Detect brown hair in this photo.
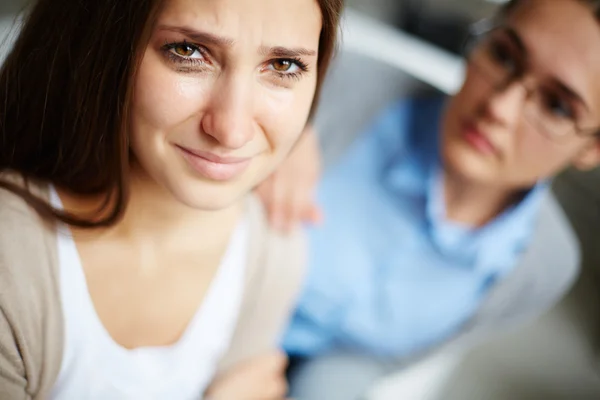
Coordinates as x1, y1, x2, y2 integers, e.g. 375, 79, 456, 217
0, 0, 344, 228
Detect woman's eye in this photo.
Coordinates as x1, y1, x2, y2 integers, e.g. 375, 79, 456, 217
266, 58, 307, 76
271, 59, 296, 72
161, 41, 207, 67
489, 41, 518, 73
169, 43, 203, 59
544, 94, 575, 120
161, 41, 209, 71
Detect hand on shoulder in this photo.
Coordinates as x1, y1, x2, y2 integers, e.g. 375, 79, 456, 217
205, 350, 290, 400
255, 125, 323, 234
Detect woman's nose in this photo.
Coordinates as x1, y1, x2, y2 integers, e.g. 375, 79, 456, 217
480, 79, 529, 129
201, 73, 255, 150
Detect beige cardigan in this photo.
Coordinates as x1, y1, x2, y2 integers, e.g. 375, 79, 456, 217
0, 177, 306, 400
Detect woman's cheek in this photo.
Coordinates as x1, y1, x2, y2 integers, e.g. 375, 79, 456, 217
265, 81, 314, 133
258, 88, 300, 148
136, 69, 212, 131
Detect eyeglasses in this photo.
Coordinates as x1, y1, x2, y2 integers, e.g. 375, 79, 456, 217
463, 22, 600, 141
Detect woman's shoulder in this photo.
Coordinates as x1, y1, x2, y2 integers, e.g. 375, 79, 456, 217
0, 173, 63, 399
0, 172, 55, 254
244, 193, 307, 282
0, 171, 59, 305
0, 172, 60, 322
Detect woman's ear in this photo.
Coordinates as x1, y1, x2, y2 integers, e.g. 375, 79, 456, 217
572, 138, 600, 171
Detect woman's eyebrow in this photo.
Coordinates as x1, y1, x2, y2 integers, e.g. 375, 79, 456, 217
260, 46, 317, 58
157, 25, 235, 48
157, 25, 317, 59
503, 26, 527, 55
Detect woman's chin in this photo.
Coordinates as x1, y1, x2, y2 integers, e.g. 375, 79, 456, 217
442, 144, 500, 186
166, 179, 249, 212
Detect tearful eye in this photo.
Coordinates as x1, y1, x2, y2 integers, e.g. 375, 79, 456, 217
267, 58, 306, 75
272, 59, 295, 72
166, 42, 204, 59
161, 41, 209, 71
174, 44, 196, 57
262, 58, 309, 83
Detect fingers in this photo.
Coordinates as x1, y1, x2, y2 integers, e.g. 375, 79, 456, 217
253, 124, 322, 234
263, 174, 314, 234
280, 190, 318, 233
281, 191, 304, 233
302, 203, 323, 226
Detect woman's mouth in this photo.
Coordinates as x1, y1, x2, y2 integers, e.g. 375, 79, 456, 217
176, 145, 252, 181
462, 121, 498, 157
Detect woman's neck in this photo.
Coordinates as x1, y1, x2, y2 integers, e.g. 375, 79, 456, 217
442, 169, 521, 228
119, 167, 242, 246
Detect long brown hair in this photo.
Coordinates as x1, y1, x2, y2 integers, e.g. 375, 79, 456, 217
0, 0, 343, 228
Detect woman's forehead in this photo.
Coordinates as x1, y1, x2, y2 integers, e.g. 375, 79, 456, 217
157, 0, 322, 50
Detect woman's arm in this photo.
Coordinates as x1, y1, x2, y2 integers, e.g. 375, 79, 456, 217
255, 125, 323, 233
205, 350, 289, 400
0, 309, 31, 400
0, 181, 62, 400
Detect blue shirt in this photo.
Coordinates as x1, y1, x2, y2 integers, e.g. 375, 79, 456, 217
283, 96, 547, 358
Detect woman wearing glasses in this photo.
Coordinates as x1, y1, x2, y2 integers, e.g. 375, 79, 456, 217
257, 0, 600, 398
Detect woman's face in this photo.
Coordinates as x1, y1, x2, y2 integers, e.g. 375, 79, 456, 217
442, 0, 600, 189
130, 0, 321, 210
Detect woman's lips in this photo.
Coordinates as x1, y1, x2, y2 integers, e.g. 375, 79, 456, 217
462, 121, 498, 156
176, 145, 252, 181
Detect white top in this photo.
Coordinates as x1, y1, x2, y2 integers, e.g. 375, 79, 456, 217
48, 188, 248, 400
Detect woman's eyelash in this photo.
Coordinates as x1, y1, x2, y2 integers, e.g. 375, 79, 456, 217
286, 58, 309, 72
161, 41, 206, 67
270, 58, 309, 81
279, 72, 302, 81
160, 42, 309, 81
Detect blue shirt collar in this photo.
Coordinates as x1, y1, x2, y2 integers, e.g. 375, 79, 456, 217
426, 164, 548, 275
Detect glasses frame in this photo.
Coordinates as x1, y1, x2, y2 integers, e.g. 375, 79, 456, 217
462, 19, 600, 141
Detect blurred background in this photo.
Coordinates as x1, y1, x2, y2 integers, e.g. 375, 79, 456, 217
2, 0, 600, 399
348, 0, 498, 52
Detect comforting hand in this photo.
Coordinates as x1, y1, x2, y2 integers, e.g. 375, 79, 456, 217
205, 350, 290, 400
255, 124, 323, 233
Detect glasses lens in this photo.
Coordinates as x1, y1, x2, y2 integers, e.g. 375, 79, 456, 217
525, 91, 575, 139
466, 26, 585, 140
470, 31, 520, 87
